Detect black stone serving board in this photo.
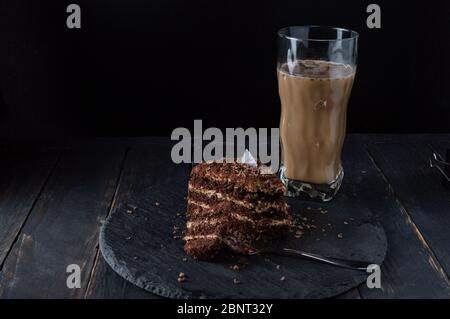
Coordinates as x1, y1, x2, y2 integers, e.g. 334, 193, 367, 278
99, 182, 387, 299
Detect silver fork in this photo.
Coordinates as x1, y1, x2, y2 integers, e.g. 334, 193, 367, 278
430, 151, 450, 183
249, 248, 374, 271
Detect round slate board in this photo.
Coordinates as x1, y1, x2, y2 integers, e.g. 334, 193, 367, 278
99, 182, 387, 298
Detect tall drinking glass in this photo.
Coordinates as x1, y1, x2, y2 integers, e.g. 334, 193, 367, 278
277, 26, 358, 201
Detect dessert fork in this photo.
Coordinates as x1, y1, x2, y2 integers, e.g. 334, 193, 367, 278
249, 248, 374, 272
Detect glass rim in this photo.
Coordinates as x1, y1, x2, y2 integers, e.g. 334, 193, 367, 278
278, 25, 359, 42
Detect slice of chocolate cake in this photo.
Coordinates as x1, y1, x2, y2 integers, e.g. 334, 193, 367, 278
184, 161, 292, 259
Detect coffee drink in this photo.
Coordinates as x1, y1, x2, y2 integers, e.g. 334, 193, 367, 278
277, 26, 358, 201
278, 60, 355, 185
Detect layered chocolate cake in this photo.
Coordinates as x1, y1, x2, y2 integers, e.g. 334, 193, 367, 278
184, 161, 292, 259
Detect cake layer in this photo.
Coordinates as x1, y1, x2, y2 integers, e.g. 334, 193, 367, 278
184, 161, 291, 259
189, 175, 284, 200
189, 177, 285, 201
187, 199, 291, 222
187, 185, 288, 214
190, 162, 285, 195
184, 235, 222, 260
185, 214, 291, 235
184, 227, 284, 256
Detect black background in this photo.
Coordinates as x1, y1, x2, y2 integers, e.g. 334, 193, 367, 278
0, 0, 449, 138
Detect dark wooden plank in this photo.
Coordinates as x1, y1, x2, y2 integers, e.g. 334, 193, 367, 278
343, 142, 450, 298
366, 141, 450, 284
85, 139, 183, 299
345, 134, 450, 143
89, 137, 450, 298
3, 136, 446, 298
0, 149, 59, 267
0, 146, 126, 298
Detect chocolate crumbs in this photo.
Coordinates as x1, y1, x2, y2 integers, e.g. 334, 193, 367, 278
178, 272, 187, 283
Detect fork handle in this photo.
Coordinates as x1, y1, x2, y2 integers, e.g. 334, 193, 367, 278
281, 248, 374, 272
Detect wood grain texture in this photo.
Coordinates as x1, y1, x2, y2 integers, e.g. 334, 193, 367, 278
366, 141, 450, 285
343, 142, 450, 298
85, 139, 187, 298
1, 135, 449, 299
0, 146, 126, 298
0, 149, 59, 267
345, 134, 450, 143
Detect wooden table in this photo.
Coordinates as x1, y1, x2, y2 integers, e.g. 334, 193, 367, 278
0, 135, 449, 299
